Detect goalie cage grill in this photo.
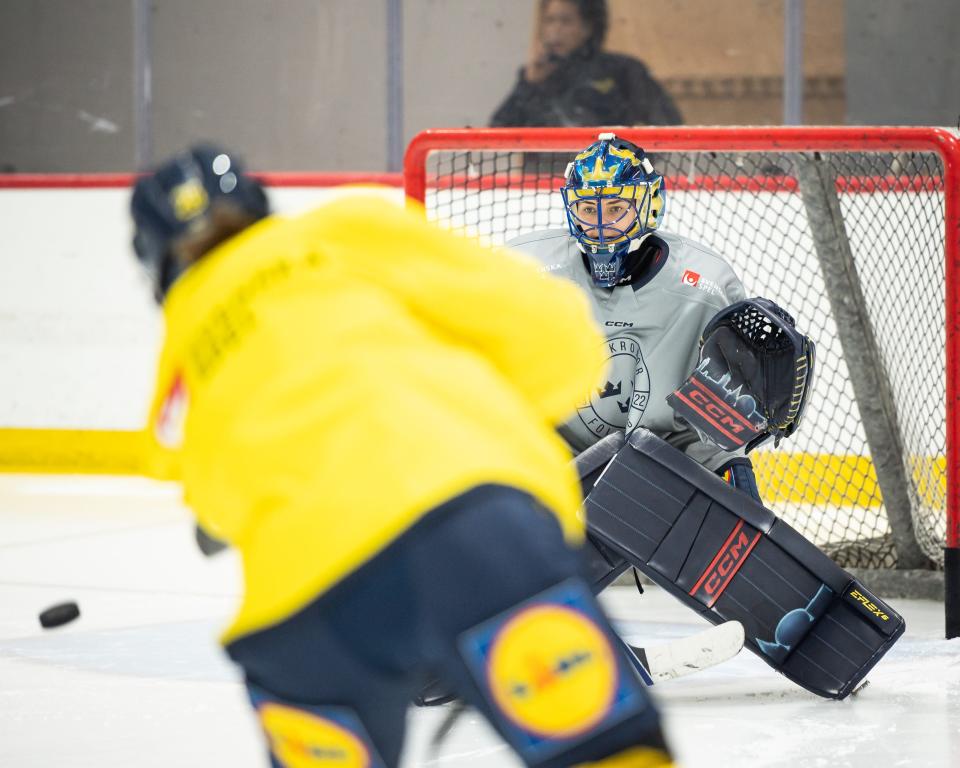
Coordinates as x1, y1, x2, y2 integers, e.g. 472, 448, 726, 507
403, 127, 960, 636
729, 303, 796, 349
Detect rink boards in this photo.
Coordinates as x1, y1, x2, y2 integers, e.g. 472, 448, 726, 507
0, 182, 947, 528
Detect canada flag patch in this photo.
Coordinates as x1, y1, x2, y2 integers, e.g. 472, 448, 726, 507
155, 371, 189, 449
681, 269, 700, 287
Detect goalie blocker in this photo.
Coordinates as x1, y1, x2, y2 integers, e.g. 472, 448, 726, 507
584, 429, 905, 700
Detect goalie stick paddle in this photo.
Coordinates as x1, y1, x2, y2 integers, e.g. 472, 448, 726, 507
624, 620, 746, 684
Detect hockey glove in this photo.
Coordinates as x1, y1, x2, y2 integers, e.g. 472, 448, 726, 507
667, 298, 815, 453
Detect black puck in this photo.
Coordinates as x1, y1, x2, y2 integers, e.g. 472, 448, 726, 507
39, 601, 80, 629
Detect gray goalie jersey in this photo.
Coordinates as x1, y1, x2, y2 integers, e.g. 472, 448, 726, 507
510, 228, 746, 470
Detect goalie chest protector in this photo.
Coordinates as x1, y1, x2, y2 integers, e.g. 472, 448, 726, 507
585, 429, 905, 699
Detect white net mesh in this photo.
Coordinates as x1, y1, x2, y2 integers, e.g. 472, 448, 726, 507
415, 136, 948, 569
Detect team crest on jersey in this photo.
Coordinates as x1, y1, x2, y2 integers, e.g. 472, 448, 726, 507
576, 335, 651, 438
155, 371, 188, 449
592, 262, 619, 283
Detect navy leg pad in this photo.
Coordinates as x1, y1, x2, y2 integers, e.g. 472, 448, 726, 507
584, 428, 905, 699
575, 434, 631, 593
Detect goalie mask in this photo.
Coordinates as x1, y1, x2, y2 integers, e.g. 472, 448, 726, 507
561, 133, 666, 287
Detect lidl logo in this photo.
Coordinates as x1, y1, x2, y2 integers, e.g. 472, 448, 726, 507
258, 703, 372, 767
486, 604, 617, 739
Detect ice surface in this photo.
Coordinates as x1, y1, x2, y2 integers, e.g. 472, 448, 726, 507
0, 474, 957, 767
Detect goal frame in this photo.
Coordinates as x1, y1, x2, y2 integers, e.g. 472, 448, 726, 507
403, 125, 960, 637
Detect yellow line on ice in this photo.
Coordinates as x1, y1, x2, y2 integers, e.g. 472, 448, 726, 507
0, 428, 143, 474
0, 429, 945, 509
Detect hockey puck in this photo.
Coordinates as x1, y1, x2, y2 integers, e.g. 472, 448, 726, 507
38, 601, 80, 629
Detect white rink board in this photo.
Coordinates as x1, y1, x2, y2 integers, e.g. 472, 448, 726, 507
1, 183, 946, 467
0, 185, 405, 430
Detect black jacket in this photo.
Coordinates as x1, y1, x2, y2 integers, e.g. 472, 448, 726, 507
490, 49, 682, 127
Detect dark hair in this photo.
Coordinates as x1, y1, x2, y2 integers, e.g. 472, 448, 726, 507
540, 0, 608, 53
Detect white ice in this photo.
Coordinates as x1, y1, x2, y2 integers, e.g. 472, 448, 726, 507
1, 474, 958, 768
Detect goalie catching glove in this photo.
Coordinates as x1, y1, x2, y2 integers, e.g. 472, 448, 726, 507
667, 297, 815, 453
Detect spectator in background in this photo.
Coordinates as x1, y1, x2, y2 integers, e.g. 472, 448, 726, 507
490, 0, 682, 128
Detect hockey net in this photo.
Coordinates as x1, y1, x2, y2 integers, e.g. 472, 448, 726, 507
404, 127, 960, 573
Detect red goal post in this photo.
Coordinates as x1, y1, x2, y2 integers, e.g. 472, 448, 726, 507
403, 126, 960, 637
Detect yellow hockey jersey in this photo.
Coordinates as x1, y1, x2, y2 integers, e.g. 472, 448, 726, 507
145, 192, 607, 642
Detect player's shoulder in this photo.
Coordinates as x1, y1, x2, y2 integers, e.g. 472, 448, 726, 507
507, 229, 579, 270
592, 50, 649, 72
658, 231, 738, 279
654, 231, 744, 303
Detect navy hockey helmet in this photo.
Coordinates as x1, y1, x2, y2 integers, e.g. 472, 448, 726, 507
561, 133, 666, 287
131, 144, 268, 303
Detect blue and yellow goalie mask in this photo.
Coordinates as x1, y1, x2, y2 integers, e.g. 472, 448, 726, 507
561, 133, 666, 287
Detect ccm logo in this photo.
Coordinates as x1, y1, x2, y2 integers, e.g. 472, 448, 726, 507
690, 521, 761, 607
605, 320, 634, 327
850, 589, 890, 621
704, 531, 750, 594
681, 269, 700, 287
688, 390, 745, 434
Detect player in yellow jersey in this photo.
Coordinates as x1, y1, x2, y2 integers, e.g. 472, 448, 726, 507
131, 145, 674, 768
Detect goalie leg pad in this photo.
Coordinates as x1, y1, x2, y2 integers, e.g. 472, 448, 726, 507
583, 533, 631, 592
584, 428, 905, 699
574, 433, 631, 592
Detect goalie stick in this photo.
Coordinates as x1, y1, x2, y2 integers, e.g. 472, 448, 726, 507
413, 619, 745, 706
621, 619, 745, 686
